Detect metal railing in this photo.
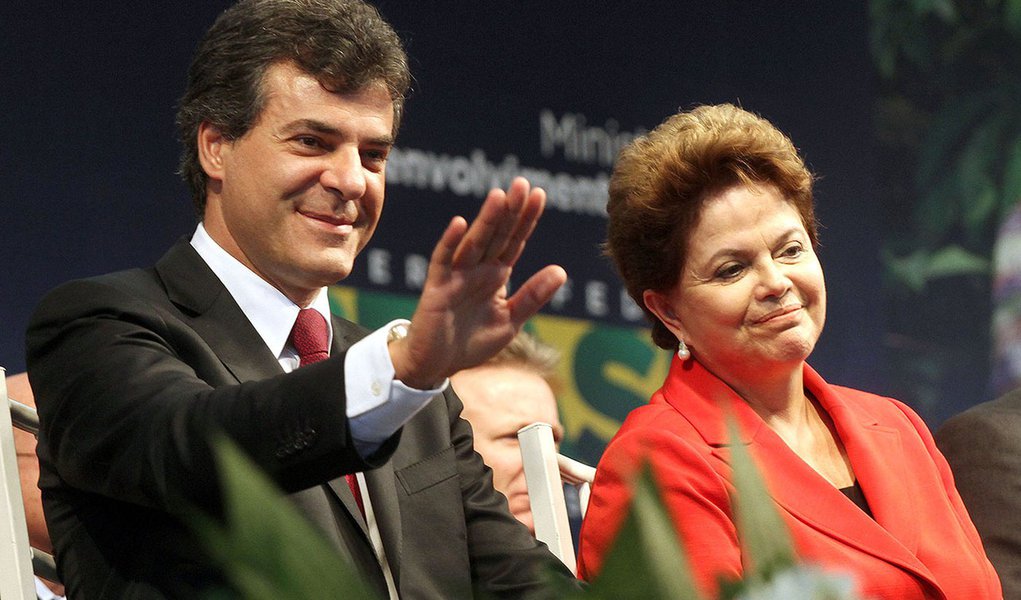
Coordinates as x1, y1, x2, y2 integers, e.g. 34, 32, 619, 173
1, 369, 60, 599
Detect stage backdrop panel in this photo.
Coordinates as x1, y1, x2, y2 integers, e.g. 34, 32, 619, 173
2, 2, 918, 464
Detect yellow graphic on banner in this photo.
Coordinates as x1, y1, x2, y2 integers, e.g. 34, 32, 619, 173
328, 285, 668, 463
328, 287, 359, 323
529, 316, 623, 444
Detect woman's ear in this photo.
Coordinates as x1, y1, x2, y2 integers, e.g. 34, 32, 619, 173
197, 121, 228, 182
643, 289, 687, 339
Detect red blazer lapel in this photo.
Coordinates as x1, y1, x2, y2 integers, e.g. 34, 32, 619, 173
806, 367, 920, 553
660, 358, 941, 590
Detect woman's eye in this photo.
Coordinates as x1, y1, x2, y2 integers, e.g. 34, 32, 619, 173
715, 263, 744, 280
780, 243, 804, 258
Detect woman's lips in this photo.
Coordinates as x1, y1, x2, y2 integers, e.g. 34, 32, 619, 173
754, 303, 803, 324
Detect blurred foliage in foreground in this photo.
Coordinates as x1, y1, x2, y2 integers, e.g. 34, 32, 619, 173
192, 423, 861, 599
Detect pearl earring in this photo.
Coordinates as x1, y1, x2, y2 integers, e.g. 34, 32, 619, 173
677, 340, 690, 360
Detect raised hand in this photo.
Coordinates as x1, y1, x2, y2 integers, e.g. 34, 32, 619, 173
388, 177, 567, 389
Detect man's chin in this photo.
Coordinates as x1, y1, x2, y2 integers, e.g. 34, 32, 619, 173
301, 259, 354, 286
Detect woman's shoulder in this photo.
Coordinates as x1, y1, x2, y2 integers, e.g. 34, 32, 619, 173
827, 383, 928, 431
599, 396, 714, 468
614, 396, 701, 438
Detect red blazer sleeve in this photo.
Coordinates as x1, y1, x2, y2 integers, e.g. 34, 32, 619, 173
578, 405, 741, 597
891, 399, 1003, 590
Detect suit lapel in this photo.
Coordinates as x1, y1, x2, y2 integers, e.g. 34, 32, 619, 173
326, 315, 404, 583
156, 239, 393, 589
662, 358, 940, 589
322, 317, 374, 535
364, 457, 403, 583
154, 238, 281, 383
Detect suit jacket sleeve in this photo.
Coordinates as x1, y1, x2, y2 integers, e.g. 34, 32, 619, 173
936, 401, 1021, 596
440, 388, 576, 599
27, 274, 395, 515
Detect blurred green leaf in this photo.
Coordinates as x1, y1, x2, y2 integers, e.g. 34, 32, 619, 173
913, 183, 959, 245
1005, 0, 1021, 38
585, 465, 703, 600
916, 93, 999, 187
882, 248, 929, 293
926, 245, 989, 278
882, 246, 989, 294
963, 186, 999, 242
923, 0, 957, 21
1000, 137, 1021, 221
191, 434, 379, 600
957, 115, 1008, 238
725, 418, 796, 584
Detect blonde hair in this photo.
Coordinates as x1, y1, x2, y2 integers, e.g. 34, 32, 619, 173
487, 331, 560, 381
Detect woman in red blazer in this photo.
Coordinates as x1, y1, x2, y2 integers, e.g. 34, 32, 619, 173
578, 104, 1001, 599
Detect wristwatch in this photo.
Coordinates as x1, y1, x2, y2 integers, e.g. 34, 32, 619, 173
387, 321, 409, 343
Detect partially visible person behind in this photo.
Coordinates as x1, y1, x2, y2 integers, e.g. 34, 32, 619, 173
936, 389, 1021, 597
577, 103, 1001, 599
7, 373, 65, 600
452, 331, 563, 534
990, 202, 1021, 396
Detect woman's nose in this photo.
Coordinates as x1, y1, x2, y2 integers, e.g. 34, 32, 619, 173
756, 260, 793, 300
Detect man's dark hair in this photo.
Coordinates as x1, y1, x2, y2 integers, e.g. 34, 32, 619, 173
175, 0, 411, 215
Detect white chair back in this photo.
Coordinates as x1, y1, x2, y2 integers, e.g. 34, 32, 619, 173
518, 422, 596, 575
0, 368, 38, 599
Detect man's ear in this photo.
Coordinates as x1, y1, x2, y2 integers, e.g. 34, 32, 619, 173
643, 289, 687, 339
197, 121, 228, 182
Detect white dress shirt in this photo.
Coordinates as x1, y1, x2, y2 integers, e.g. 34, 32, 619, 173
191, 223, 448, 598
190, 223, 445, 454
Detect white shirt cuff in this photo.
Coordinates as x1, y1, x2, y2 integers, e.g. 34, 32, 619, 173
344, 319, 448, 455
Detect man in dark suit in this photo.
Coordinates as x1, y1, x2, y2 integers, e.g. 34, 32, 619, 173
936, 391, 1021, 597
25, 0, 570, 598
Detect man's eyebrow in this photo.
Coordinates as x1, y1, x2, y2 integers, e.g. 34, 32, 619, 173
282, 119, 394, 146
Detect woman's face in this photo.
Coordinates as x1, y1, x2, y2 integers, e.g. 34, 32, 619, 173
645, 184, 826, 375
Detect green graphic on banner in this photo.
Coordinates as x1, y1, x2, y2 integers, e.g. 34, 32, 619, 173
328, 285, 669, 465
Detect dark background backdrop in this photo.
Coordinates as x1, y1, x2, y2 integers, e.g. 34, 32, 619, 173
6, 3, 958, 456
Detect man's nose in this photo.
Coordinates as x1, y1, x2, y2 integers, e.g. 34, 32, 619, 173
320, 147, 367, 200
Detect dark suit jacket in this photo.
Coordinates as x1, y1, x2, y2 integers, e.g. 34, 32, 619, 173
936, 389, 1021, 598
26, 239, 567, 599
578, 357, 1001, 599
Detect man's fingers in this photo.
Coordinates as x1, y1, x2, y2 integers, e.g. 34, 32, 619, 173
451, 188, 507, 267
507, 265, 567, 326
498, 185, 545, 265
452, 177, 537, 267
431, 216, 469, 270
480, 177, 529, 262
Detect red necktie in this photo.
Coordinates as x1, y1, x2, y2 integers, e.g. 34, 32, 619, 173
289, 308, 329, 366
289, 308, 365, 517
